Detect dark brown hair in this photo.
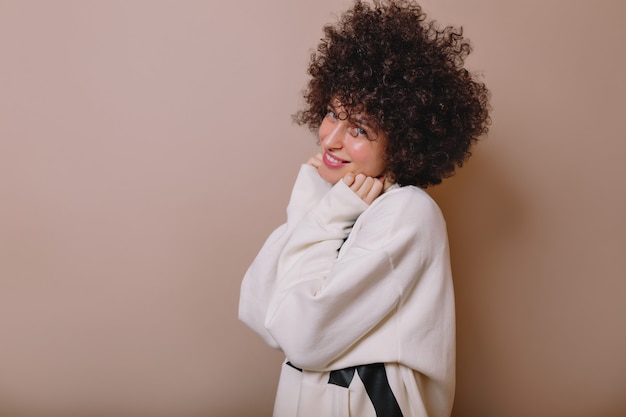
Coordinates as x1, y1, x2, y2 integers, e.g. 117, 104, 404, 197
294, 0, 491, 187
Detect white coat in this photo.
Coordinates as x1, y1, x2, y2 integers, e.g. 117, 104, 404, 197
239, 165, 456, 417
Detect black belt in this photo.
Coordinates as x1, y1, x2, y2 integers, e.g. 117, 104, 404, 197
286, 361, 403, 417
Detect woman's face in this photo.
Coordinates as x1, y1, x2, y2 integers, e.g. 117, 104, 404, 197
317, 99, 387, 185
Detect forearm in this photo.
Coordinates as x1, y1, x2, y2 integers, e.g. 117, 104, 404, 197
239, 164, 332, 346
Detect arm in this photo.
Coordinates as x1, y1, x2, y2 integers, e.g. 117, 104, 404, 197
239, 155, 386, 345
264, 186, 447, 370
238, 164, 331, 347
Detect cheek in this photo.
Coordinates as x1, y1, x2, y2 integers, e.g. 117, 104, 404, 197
348, 140, 387, 176
349, 140, 382, 164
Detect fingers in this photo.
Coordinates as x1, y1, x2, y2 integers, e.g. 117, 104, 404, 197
306, 153, 323, 168
382, 176, 394, 191
342, 172, 355, 186
364, 178, 384, 203
351, 172, 367, 190
344, 173, 385, 205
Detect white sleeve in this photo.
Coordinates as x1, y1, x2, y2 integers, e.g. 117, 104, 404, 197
264, 186, 446, 370
238, 165, 331, 347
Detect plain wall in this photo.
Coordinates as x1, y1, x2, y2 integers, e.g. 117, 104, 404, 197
1, 1, 624, 416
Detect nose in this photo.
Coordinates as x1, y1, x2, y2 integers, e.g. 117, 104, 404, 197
322, 120, 348, 149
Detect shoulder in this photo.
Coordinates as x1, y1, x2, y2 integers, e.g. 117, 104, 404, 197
353, 185, 448, 249
371, 185, 445, 226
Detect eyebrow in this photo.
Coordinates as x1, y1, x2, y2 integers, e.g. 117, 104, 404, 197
349, 112, 379, 134
351, 114, 372, 127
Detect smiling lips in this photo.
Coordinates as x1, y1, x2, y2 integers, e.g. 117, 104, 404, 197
323, 151, 348, 168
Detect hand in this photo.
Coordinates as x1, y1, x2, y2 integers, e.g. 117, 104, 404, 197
342, 173, 384, 205
306, 153, 323, 169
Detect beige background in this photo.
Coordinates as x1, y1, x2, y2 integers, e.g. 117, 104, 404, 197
1, 1, 624, 416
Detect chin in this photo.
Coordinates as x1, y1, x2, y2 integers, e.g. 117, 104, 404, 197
318, 168, 343, 185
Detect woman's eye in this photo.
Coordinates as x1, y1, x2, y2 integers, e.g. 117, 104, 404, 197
327, 110, 338, 119
347, 125, 369, 138
349, 126, 368, 138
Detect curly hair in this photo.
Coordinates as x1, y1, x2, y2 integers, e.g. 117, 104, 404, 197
294, 0, 491, 187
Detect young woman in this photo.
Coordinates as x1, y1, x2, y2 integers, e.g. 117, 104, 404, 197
239, 1, 490, 416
